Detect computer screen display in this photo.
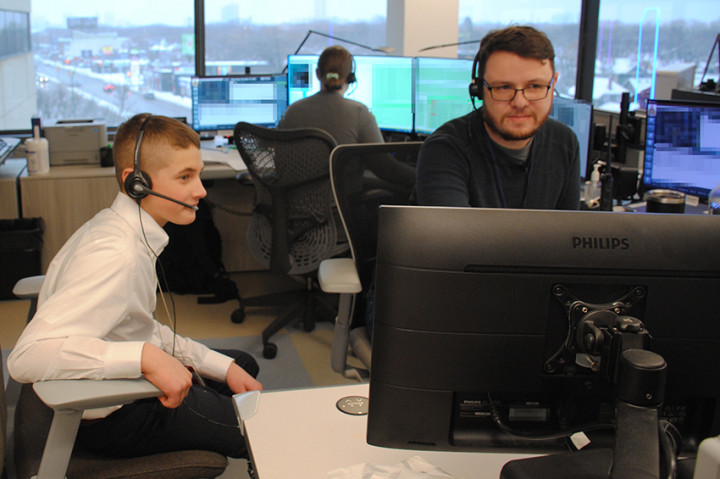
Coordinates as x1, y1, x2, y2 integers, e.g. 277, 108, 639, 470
190, 75, 288, 132
368, 205, 720, 454
286, 54, 414, 133
413, 57, 475, 135
643, 98, 720, 199
550, 96, 594, 180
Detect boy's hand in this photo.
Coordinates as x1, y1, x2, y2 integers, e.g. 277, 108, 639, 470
141, 343, 193, 408
226, 362, 263, 394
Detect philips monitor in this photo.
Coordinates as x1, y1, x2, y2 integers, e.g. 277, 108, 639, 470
642, 98, 720, 200
368, 206, 720, 457
190, 75, 288, 132
286, 54, 414, 133
550, 96, 593, 180
413, 57, 475, 135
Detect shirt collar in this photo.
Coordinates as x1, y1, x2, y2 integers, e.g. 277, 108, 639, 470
111, 192, 169, 254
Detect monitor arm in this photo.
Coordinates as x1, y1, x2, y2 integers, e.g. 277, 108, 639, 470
503, 286, 673, 479
501, 347, 669, 479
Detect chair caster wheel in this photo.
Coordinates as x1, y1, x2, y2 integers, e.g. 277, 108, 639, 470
231, 309, 245, 324
263, 343, 278, 359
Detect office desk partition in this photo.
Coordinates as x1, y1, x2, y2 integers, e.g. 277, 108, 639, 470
237, 383, 535, 478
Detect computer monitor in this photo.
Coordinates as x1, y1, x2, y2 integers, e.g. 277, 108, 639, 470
550, 96, 594, 180
413, 57, 475, 135
368, 205, 720, 454
190, 75, 288, 132
286, 54, 414, 133
642, 98, 720, 200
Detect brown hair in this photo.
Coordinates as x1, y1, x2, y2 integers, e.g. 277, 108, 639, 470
476, 25, 555, 82
113, 113, 200, 190
317, 45, 354, 91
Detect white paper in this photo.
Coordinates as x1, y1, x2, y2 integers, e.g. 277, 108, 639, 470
327, 455, 456, 479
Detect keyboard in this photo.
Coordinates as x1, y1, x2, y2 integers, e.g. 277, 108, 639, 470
0, 136, 21, 166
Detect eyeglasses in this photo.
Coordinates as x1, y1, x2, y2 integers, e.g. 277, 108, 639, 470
482, 77, 556, 102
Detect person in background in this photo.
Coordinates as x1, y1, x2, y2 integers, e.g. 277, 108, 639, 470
415, 25, 580, 209
280, 45, 382, 144
279, 45, 415, 190
8, 113, 262, 459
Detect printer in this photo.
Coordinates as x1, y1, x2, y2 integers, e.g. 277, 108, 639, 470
44, 119, 108, 166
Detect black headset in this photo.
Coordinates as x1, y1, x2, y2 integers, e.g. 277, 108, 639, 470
468, 48, 483, 108
124, 114, 154, 203
347, 56, 356, 84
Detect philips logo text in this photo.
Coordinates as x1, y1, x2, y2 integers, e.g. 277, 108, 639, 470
572, 237, 630, 250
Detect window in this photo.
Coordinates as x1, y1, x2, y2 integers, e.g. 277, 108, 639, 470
596, 0, 720, 111
28, 0, 195, 128
203, 0, 387, 75
15, 0, 387, 131
457, 1, 582, 100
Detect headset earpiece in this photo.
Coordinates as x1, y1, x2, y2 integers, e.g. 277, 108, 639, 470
468, 80, 481, 100
347, 56, 357, 84
125, 169, 152, 200
126, 115, 153, 202
469, 49, 482, 102
468, 49, 483, 109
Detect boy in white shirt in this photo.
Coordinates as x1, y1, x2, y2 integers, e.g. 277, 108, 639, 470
8, 113, 262, 458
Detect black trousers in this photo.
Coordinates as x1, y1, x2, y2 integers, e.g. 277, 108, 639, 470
76, 349, 259, 458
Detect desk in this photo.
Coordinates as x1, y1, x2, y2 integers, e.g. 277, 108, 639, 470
238, 384, 534, 478
20, 147, 251, 271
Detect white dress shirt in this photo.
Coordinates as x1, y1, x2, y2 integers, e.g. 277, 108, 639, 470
8, 193, 233, 417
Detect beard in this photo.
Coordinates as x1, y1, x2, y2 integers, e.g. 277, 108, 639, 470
481, 105, 550, 143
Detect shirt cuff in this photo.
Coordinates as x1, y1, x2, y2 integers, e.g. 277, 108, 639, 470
200, 349, 234, 382
104, 341, 144, 378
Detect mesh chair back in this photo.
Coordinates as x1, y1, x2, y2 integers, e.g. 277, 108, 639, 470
233, 122, 345, 275
329, 142, 422, 327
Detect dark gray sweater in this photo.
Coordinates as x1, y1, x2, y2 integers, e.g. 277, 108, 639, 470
415, 109, 580, 209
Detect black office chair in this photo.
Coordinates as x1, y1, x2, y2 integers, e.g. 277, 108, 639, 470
7, 277, 229, 479
318, 141, 422, 379
232, 122, 348, 359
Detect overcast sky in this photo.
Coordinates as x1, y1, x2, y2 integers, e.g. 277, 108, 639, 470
30, 0, 719, 31
30, 0, 387, 29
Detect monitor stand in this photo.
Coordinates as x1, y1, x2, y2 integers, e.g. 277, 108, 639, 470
500, 349, 689, 479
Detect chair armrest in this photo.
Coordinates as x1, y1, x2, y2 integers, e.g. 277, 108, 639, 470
318, 258, 361, 294
34, 378, 161, 411
31, 378, 162, 479
13, 275, 45, 299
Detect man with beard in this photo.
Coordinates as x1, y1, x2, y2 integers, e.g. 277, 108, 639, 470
415, 25, 580, 209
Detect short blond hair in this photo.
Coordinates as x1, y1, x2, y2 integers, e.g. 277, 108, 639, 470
113, 114, 200, 190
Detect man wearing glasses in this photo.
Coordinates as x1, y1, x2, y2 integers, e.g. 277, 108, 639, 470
415, 25, 580, 209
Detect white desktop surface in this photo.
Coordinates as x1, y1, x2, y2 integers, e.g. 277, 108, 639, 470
241, 383, 535, 478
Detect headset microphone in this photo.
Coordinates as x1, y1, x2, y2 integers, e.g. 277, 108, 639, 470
129, 182, 199, 211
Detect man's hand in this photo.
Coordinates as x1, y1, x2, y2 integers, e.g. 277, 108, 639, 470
141, 343, 193, 408
226, 362, 263, 394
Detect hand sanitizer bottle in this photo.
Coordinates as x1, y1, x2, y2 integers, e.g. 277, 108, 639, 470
26, 125, 50, 175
